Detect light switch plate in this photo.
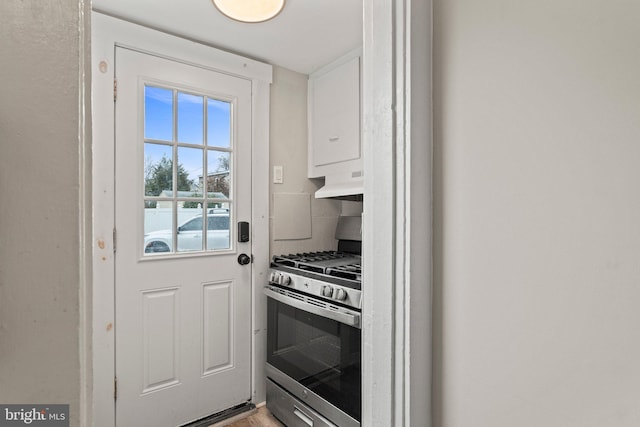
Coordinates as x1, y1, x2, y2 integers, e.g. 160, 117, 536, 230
273, 165, 283, 184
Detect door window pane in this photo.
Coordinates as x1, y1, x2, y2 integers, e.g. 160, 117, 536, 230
144, 205, 174, 254
207, 99, 231, 148
180, 215, 202, 231
177, 211, 204, 253
178, 92, 204, 145
177, 146, 203, 194
208, 215, 229, 231
206, 207, 231, 250
145, 143, 173, 197
145, 86, 173, 141
207, 151, 230, 199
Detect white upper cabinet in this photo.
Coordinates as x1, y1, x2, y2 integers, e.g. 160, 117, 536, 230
308, 49, 362, 198
309, 55, 360, 171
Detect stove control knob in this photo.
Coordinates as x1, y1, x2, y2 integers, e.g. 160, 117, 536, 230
269, 271, 278, 283
322, 285, 333, 298
334, 288, 348, 301
280, 274, 291, 286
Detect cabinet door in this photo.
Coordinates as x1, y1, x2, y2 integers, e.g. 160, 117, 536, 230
310, 56, 360, 170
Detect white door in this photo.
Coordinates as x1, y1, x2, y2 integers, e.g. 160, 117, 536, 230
114, 47, 252, 426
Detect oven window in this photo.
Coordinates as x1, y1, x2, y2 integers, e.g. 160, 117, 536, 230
267, 297, 361, 421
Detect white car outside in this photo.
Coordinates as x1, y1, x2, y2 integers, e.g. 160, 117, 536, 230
144, 213, 230, 253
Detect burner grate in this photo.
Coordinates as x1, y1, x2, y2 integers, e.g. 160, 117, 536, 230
326, 264, 362, 281
274, 251, 347, 263
271, 251, 361, 281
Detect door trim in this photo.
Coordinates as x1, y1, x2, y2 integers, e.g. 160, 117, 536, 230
92, 12, 272, 427
362, 0, 433, 426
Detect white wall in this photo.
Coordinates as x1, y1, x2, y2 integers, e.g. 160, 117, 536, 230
0, 1, 91, 425
269, 66, 342, 256
433, 1, 640, 426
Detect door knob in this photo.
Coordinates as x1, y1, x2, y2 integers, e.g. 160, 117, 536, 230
237, 253, 251, 265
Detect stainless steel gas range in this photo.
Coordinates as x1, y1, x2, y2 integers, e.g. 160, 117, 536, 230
265, 217, 362, 427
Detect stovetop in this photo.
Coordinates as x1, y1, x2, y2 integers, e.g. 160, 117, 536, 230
269, 250, 363, 309
272, 251, 361, 282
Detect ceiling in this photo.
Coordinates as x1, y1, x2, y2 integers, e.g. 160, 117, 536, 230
92, 0, 363, 75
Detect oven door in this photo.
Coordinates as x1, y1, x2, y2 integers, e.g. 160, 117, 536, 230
265, 285, 361, 426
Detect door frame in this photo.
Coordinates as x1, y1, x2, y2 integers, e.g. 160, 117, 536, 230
91, 12, 272, 427
362, 1, 433, 426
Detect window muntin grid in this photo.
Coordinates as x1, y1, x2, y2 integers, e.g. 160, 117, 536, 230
142, 84, 234, 256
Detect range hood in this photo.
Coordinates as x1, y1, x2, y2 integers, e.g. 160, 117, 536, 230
314, 172, 363, 199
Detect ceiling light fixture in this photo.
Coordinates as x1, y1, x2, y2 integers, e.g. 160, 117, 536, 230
212, 0, 285, 23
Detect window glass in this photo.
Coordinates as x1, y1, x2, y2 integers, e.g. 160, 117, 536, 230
206, 210, 231, 250
144, 143, 173, 198
178, 212, 204, 252
207, 99, 231, 148
144, 86, 173, 141
178, 92, 204, 145
207, 151, 230, 199
143, 206, 173, 254
177, 146, 203, 194
180, 216, 202, 232
208, 215, 230, 231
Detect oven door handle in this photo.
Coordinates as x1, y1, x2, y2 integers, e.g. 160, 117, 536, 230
264, 288, 361, 329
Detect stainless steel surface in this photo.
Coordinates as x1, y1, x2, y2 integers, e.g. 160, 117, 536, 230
294, 407, 314, 426
267, 270, 362, 309
267, 232, 363, 427
267, 379, 337, 427
264, 286, 361, 328
266, 367, 360, 427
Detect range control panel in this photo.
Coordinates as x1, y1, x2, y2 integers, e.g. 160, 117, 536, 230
268, 269, 362, 310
